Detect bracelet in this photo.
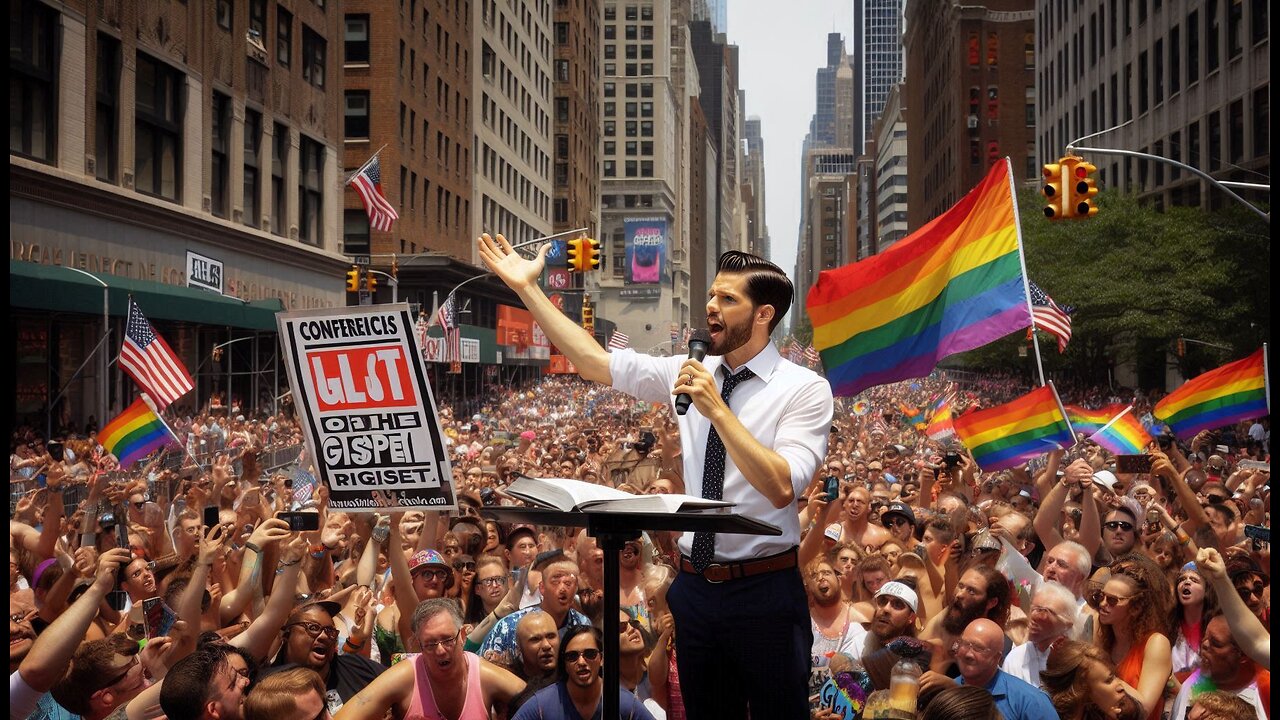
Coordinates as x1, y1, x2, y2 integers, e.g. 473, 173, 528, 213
278, 558, 301, 568
244, 541, 263, 555
343, 637, 366, 651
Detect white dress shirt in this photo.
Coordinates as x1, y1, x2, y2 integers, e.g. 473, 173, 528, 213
1001, 639, 1053, 686
610, 342, 833, 560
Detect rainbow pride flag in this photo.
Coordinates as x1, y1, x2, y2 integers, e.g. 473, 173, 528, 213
926, 397, 956, 440
1064, 404, 1128, 435
806, 160, 1032, 397
1155, 348, 1268, 438
953, 384, 1076, 471
1088, 406, 1154, 455
97, 397, 176, 466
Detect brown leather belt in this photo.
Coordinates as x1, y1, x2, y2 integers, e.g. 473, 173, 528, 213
679, 548, 798, 583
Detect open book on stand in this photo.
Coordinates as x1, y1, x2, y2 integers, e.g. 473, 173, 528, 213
506, 476, 734, 514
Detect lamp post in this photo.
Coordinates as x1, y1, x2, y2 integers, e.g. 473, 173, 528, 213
366, 269, 399, 303
61, 268, 109, 430
196, 336, 266, 413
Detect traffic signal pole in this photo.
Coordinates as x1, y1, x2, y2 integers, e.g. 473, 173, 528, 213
1066, 124, 1269, 223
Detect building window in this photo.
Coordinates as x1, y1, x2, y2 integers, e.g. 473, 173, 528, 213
1228, 99, 1243, 163
1024, 33, 1035, 68
1187, 11, 1199, 83
555, 22, 568, 44
986, 33, 998, 66
277, 7, 293, 66
95, 34, 121, 182
640, 160, 652, 176
1169, 25, 1180, 94
603, 160, 615, 176
343, 15, 368, 64
1253, 88, 1269, 157
553, 198, 568, 223
345, 91, 369, 138
1206, 0, 1220, 73
298, 135, 324, 244
1025, 87, 1035, 126
243, 108, 261, 228
249, 0, 267, 41
555, 60, 569, 82
1227, 0, 1242, 59
302, 25, 326, 87
556, 97, 569, 122
1138, 51, 1149, 114
272, 123, 289, 235
135, 54, 183, 201
344, 209, 370, 253
211, 92, 230, 217
10, 0, 57, 163
217, 0, 232, 30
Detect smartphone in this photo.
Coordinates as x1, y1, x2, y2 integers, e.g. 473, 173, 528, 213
944, 452, 961, 468
823, 476, 840, 502
47, 441, 65, 462
1115, 455, 1154, 474
1244, 524, 1270, 544
141, 597, 177, 638
106, 590, 129, 612
203, 505, 221, 528
1238, 459, 1270, 472
276, 511, 320, 532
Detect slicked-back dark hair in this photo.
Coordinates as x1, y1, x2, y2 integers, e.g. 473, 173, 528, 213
716, 251, 792, 333
160, 645, 234, 718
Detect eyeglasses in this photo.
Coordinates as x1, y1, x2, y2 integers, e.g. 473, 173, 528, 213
421, 631, 460, 652
102, 657, 140, 689
288, 621, 339, 641
886, 517, 911, 527
453, 560, 476, 571
477, 576, 508, 587
1103, 521, 1135, 532
1234, 582, 1265, 598
951, 639, 996, 658
564, 648, 602, 663
1094, 591, 1134, 607
412, 568, 451, 582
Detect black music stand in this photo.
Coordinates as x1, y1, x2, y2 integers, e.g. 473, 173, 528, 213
481, 505, 781, 718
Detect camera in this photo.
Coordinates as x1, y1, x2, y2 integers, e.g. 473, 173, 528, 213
823, 476, 839, 502
944, 452, 961, 468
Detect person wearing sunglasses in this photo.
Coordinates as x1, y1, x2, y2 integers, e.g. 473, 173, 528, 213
880, 502, 918, 546
1092, 559, 1173, 720
334, 599, 525, 720
1100, 506, 1141, 560
262, 600, 384, 715
511, 626, 657, 720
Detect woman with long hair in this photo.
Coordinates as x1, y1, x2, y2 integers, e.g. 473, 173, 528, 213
920, 684, 1004, 720
1040, 640, 1140, 720
464, 556, 509, 626
1092, 555, 1174, 720
1169, 562, 1218, 683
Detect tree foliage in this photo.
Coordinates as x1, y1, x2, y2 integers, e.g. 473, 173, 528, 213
947, 188, 1270, 388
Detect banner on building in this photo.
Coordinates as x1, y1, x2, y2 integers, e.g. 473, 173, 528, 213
276, 304, 456, 512
624, 218, 667, 287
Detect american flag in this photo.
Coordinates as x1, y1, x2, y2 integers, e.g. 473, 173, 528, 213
120, 299, 193, 410
434, 294, 460, 362
804, 344, 822, 366
348, 155, 399, 231
607, 330, 630, 350
785, 339, 803, 364
1028, 280, 1073, 352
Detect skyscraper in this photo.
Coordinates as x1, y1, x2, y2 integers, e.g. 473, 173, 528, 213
859, 0, 905, 141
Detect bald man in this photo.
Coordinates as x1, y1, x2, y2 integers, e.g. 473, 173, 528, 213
920, 619, 1055, 720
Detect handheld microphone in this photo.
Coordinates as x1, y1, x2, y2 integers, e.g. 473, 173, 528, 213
675, 329, 712, 416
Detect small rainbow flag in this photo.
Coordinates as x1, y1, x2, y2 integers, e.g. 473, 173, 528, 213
1155, 348, 1268, 438
926, 397, 956, 440
852, 400, 871, 416
1088, 406, 1154, 455
900, 403, 927, 430
806, 160, 1032, 397
97, 397, 176, 467
1064, 404, 1128, 435
953, 384, 1076, 471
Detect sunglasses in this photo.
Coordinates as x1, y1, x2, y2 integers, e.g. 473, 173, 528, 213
886, 516, 911, 527
1103, 521, 1135, 532
1234, 583, 1265, 598
1093, 590, 1134, 607
453, 560, 476, 571
413, 568, 451, 581
102, 657, 140, 689
564, 648, 602, 663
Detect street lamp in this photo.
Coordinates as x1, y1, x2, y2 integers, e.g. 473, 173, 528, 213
60, 268, 109, 433
366, 269, 399, 303
195, 336, 279, 414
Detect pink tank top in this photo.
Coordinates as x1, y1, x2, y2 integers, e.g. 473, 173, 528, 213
405, 650, 489, 720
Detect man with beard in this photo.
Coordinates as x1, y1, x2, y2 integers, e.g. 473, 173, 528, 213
478, 237, 831, 720
880, 502, 918, 548
864, 581, 920, 653
1000, 582, 1077, 684
922, 565, 1012, 674
479, 559, 591, 667
921, 619, 1056, 720
511, 626, 657, 720
808, 559, 869, 694
505, 611, 561, 713
260, 600, 385, 716
335, 599, 526, 719
1169, 614, 1269, 720
1100, 505, 1141, 562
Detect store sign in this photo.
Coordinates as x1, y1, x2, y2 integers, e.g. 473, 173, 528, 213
186, 251, 224, 294
460, 338, 480, 363
620, 287, 662, 301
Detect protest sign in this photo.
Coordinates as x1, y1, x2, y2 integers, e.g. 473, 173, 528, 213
277, 304, 456, 512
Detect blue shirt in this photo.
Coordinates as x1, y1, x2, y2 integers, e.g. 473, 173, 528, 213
477, 606, 591, 668
510, 682, 656, 720
958, 668, 1056, 720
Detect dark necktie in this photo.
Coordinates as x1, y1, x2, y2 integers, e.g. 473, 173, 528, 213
690, 366, 756, 571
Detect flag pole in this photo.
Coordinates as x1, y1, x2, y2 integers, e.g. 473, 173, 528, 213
1005, 156, 1047, 387
1047, 381, 1077, 442
138, 393, 206, 478
344, 144, 387, 185
1092, 404, 1134, 438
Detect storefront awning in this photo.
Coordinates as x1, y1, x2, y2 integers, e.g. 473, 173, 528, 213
9, 260, 284, 331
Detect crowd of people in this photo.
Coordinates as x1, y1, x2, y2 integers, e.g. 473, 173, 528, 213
8, 364, 1270, 720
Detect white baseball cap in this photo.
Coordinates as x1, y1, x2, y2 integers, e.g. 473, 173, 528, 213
1093, 469, 1118, 492
875, 581, 919, 613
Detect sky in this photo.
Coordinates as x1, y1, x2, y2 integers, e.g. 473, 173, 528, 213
726, 1, 857, 286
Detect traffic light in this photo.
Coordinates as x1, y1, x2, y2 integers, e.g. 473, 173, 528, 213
581, 295, 594, 332
581, 238, 601, 271
566, 238, 585, 272
1176, 338, 1186, 357
365, 272, 378, 293
1042, 160, 1072, 220
346, 266, 360, 292
1071, 159, 1099, 217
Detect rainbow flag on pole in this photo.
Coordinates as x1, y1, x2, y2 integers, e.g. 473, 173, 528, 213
806, 159, 1033, 397
1154, 348, 1269, 438
953, 384, 1076, 471
926, 397, 956, 440
1088, 406, 1154, 455
1064, 404, 1128, 435
97, 397, 176, 467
